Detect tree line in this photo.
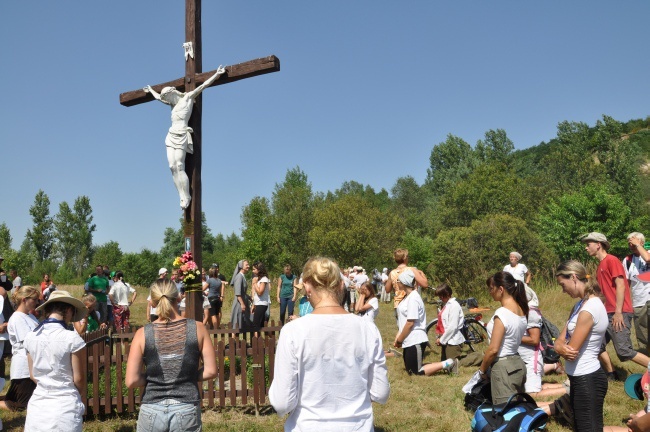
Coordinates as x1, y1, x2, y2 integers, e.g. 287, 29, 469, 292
2, 115, 650, 295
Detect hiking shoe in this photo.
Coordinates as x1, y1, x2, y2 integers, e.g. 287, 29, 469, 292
554, 393, 574, 427
607, 371, 618, 381
450, 358, 459, 375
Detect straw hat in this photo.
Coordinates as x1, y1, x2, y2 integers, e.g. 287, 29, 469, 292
36, 290, 88, 322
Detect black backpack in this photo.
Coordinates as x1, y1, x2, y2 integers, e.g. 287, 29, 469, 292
465, 379, 492, 412
539, 314, 560, 364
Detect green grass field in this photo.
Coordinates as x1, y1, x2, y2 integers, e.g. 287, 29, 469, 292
0, 281, 646, 431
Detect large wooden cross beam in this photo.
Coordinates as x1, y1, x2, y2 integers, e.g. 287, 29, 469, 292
119, 0, 279, 322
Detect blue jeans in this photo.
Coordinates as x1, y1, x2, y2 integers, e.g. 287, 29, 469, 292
137, 401, 201, 432
279, 297, 295, 325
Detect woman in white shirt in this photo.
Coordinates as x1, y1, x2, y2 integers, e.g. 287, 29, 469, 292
503, 251, 531, 284
355, 281, 379, 322
269, 257, 389, 431
0, 286, 40, 411
479, 271, 528, 404
251, 261, 270, 331
24, 290, 88, 432
553, 260, 608, 432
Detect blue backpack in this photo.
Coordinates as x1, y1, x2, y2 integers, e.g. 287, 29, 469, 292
471, 393, 548, 432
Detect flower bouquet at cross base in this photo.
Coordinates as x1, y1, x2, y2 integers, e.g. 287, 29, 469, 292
173, 251, 201, 285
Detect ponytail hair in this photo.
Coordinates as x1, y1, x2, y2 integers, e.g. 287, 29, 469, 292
150, 279, 179, 322
555, 260, 601, 298
488, 271, 529, 318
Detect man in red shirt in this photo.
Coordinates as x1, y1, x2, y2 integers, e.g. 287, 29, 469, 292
583, 232, 650, 368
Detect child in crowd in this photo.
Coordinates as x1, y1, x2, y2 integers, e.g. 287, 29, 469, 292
355, 281, 379, 323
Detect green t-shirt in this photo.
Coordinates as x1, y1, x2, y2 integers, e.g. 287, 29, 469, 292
88, 275, 109, 302
86, 312, 99, 332
279, 274, 296, 299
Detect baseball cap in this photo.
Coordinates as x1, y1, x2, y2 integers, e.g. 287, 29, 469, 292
581, 232, 610, 250
158, 267, 168, 276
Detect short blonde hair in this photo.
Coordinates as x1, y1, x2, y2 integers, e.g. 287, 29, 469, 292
394, 248, 409, 265
82, 294, 97, 306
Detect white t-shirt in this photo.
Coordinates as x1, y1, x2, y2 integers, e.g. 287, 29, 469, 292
109, 280, 135, 306
565, 297, 608, 376
518, 307, 543, 366
439, 298, 465, 346
486, 307, 527, 357
269, 314, 389, 432
147, 292, 157, 315
623, 254, 650, 307
361, 297, 379, 323
396, 290, 428, 348
8, 311, 39, 379
254, 276, 270, 306
503, 264, 528, 283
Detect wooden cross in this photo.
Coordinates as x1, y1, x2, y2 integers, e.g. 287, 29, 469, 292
119, 0, 280, 322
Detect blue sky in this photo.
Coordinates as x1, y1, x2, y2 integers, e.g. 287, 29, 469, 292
1, 1, 649, 253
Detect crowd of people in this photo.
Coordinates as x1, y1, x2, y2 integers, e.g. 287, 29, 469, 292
1, 228, 650, 431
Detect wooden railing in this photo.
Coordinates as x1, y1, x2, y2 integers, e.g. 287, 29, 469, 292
79, 322, 282, 416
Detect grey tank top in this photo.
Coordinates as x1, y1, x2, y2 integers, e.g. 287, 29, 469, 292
141, 319, 201, 404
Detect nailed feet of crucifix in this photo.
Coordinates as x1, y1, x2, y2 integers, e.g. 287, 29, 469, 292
144, 66, 227, 209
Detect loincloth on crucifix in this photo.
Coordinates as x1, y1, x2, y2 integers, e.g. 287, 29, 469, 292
166, 126, 194, 154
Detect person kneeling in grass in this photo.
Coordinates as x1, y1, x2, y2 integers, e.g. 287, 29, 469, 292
394, 270, 458, 375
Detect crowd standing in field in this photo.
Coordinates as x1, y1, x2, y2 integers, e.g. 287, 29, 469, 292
5, 229, 650, 431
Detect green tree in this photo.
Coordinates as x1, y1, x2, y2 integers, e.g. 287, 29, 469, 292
475, 129, 514, 163
400, 230, 435, 272
391, 176, 429, 233
425, 134, 477, 197
53, 196, 96, 276
270, 167, 313, 272
0, 223, 12, 255
430, 214, 557, 296
117, 249, 162, 287
308, 194, 405, 269
93, 241, 123, 270
26, 190, 54, 262
159, 213, 215, 264
239, 197, 275, 270
536, 184, 647, 261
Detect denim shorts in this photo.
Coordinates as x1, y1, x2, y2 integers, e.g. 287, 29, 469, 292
137, 400, 202, 432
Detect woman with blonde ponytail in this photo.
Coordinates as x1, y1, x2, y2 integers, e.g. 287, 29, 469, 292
0, 286, 40, 411
478, 271, 528, 404
554, 260, 608, 432
126, 279, 217, 431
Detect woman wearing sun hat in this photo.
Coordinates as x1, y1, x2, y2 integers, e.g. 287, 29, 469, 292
23, 290, 88, 432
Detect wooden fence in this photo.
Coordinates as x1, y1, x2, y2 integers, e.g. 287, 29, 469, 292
79, 322, 282, 416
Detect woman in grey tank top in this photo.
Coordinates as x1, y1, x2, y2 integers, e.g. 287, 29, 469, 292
126, 279, 217, 431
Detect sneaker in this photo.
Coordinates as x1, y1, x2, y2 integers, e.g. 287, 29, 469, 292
450, 358, 459, 375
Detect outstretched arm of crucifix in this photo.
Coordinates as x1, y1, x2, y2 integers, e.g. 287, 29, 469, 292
187, 65, 226, 99
143, 85, 170, 105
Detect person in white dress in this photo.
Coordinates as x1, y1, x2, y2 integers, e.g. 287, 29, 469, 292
23, 290, 88, 432
503, 251, 531, 284
269, 257, 389, 431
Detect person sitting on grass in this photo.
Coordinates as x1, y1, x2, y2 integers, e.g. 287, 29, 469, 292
355, 281, 379, 323
433, 284, 465, 364
394, 270, 458, 375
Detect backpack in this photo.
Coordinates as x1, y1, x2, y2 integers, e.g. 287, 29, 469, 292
539, 315, 560, 364
464, 378, 492, 412
471, 393, 549, 432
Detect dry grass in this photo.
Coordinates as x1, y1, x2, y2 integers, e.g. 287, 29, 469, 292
0, 282, 646, 431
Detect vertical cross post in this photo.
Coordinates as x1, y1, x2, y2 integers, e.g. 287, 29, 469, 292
183, 0, 203, 322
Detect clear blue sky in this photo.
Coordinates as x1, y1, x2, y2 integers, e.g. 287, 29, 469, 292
2, 1, 649, 253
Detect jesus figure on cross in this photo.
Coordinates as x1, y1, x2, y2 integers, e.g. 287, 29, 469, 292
144, 65, 226, 209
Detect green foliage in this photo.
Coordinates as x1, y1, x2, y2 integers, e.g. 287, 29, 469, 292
425, 134, 477, 197
390, 176, 429, 233
308, 194, 405, 269
433, 163, 535, 231
26, 190, 54, 262
475, 129, 514, 163
0, 223, 12, 256
430, 214, 557, 297
239, 197, 275, 270
159, 213, 215, 264
93, 241, 123, 270
117, 249, 162, 287
53, 196, 96, 276
536, 184, 647, 261
400, 230, 435, 272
